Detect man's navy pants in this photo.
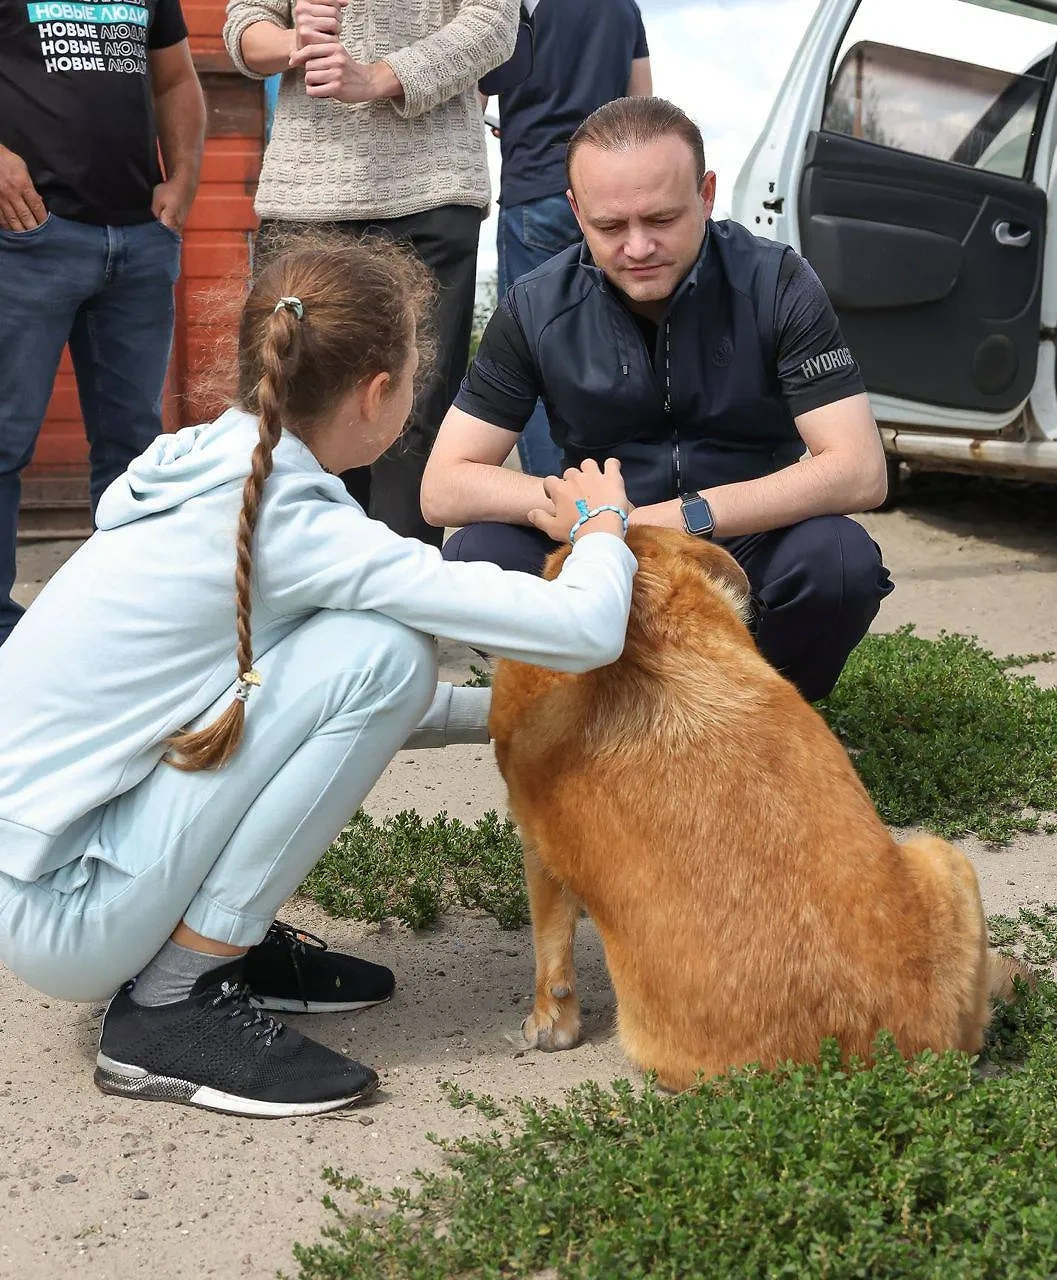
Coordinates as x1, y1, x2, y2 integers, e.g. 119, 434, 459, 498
443, 516, 893, 701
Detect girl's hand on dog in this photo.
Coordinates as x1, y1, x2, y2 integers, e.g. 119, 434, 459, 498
528, 458, 630, 543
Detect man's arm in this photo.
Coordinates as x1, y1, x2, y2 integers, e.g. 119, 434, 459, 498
626, 57, 652, 96
150, 40, 206, 233
291, 0, 519, 114
628, 392, 888, 537
421, 407, 548, 528
422, 294, 552, 527
627, 5, 650, 96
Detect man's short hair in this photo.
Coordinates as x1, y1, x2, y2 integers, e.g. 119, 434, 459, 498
566, 97, 708, 190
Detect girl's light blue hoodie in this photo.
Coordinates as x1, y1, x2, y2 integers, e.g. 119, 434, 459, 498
0, 409, 637, 885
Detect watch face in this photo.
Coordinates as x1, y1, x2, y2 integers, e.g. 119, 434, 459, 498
681, 496, 714, 536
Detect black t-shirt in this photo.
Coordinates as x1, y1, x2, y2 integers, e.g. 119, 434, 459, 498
497, 0, 648, 208
457, 251, 866, 429
0, 0, 188, 226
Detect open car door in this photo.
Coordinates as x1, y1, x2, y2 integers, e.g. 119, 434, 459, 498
733, 0, 1057, 437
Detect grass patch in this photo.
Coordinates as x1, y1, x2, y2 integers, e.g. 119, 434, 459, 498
291, 964, 1057, 1280
820, 626, 1057, 844
287, 915, 1057, 1278
987, 902, 1057, 967
300, 809, 526, 931
463, 663, 493, 689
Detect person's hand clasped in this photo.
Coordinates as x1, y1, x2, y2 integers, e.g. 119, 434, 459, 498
292, 0, 346, 51
528, 458, 630, 544
289, 40, 383, 102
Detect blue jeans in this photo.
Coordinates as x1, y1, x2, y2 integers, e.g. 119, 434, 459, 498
497, 193, 582, 477
0, 213, 181, 645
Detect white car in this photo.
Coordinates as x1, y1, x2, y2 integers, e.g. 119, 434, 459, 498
732, 0, 1057, 498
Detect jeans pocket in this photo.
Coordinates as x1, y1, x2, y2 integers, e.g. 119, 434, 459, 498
520, 197, 581, 256
0, 212, 54, 243
154, 218, 183, 244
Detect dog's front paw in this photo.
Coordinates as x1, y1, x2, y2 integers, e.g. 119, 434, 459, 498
522, 986, 582, 1051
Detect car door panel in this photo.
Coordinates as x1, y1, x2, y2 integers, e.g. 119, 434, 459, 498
799, 129, 1046, 409
806, 215, 964, 308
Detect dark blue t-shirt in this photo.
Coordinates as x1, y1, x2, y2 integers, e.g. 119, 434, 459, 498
497, 0, 648, 208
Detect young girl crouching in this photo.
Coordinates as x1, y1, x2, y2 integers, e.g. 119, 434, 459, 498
0, 235, 635, 1118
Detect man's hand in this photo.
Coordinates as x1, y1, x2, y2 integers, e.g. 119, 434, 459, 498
151, 178, 195, 234
0, 145, 47, 232
289, 42, 400, 103
293, 0, 346, 51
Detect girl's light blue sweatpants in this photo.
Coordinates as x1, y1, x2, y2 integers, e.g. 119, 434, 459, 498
0, 609, 437, 1002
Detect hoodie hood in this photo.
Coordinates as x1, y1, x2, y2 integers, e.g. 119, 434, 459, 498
95, 408, 325, 530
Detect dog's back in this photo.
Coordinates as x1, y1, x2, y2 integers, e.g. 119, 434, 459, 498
491, 527, 995, 1088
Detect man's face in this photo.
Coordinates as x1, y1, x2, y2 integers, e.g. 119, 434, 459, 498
568, 135, 716, 313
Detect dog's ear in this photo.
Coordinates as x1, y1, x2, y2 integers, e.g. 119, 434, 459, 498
679, 538, 752, 621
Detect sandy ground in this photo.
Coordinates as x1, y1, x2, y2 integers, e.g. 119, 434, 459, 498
3, 474, 1056, 1279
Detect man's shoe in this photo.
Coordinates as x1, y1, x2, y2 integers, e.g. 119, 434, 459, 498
244, 921, 395, 1014
95, 960, 379, 1118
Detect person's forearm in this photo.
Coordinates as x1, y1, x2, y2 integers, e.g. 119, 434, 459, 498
631, 450, 886, 538
422, 461, 549, 529
627, 57, 652, 97
155, 76, 206, 192
370, 60, 402, 100
240, 20, 296, 75
385, 0, 518, 118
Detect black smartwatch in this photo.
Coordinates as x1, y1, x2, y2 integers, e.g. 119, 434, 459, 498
679, 491, 716, 538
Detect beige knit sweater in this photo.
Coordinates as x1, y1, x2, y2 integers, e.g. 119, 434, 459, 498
223, 0, 519, 221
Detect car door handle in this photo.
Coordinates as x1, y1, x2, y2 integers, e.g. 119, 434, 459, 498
993, 220, 1032, 248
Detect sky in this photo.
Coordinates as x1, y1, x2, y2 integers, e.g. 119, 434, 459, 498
476, 0, 1057, 278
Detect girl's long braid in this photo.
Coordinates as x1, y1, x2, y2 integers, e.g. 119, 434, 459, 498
233, 323, 288, 678
163, 229, 435, 774
166, 312, 297, 771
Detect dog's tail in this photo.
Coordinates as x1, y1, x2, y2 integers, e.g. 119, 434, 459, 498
987, 949, 1036, 1002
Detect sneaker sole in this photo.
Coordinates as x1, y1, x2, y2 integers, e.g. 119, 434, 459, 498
249, 994, 392, 1014
94, 1053, 378, 1118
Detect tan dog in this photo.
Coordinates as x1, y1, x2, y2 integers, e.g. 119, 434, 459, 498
489, 526, 1025, 1089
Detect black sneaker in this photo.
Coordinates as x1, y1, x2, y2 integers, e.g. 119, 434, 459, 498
95, 960, 379, 1118
244, 921, 395, 1014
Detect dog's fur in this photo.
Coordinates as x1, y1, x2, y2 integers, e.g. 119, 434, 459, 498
489, 526, 1026, 1089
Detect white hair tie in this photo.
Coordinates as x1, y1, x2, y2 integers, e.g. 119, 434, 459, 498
234, 669, 262, 703
273, 296, 304, 320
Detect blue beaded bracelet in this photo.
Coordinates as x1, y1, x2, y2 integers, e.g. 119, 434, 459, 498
569, 500, 630, 543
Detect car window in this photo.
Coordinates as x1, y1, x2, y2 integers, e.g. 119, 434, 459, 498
822, 0, 1057, 178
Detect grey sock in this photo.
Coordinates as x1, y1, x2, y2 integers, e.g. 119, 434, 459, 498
130, 939, 240, 1007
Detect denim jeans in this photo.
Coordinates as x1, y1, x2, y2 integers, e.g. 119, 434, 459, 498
0, 213, 181, 645
497, 193, 582, 477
